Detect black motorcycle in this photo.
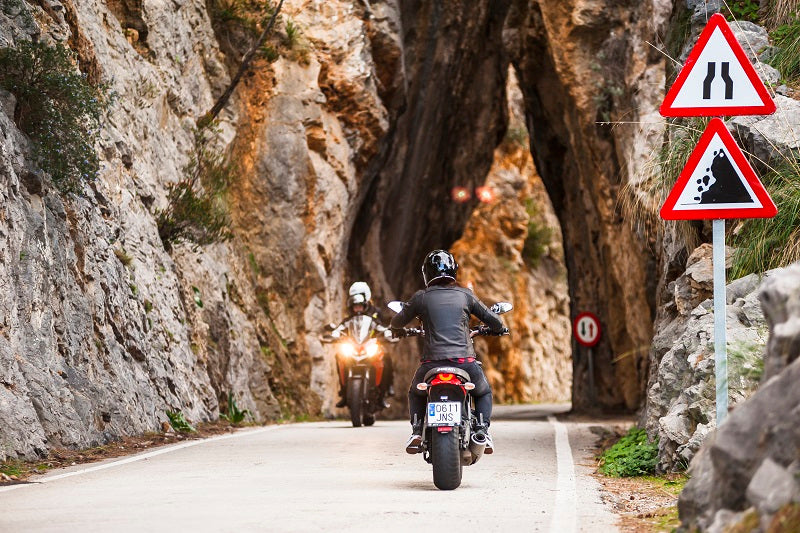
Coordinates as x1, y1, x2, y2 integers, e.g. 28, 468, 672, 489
321, 315, 396, 427
387, 301, 512, 490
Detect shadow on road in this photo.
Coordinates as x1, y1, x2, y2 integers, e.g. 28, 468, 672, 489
492, 403, 571, 421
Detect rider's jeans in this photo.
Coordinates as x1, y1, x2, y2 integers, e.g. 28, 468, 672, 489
408, 360, 492, 429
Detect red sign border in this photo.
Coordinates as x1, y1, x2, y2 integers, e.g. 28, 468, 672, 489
660, 13, 776, 117
660, 118, 777, 220
573, 312, 601, 348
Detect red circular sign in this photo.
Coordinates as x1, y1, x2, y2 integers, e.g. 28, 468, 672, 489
573, 312, 601, 347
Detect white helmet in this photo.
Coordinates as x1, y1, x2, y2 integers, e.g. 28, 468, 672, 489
347, 281, 371, 307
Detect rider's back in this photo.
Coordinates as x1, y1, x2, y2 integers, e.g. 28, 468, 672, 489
393, 284, 503, 361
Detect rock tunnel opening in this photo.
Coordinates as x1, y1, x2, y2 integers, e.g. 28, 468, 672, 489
343, 0, 657, 416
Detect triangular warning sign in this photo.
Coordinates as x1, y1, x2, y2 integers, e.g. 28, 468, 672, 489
660, 118, 777, 220
660, 13, 776, 117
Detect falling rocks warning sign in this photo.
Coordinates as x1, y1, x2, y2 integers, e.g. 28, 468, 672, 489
660, 118, 777, 220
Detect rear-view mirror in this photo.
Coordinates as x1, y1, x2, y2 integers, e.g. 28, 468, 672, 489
387, 301, 403, 314
490, 302, 513, 314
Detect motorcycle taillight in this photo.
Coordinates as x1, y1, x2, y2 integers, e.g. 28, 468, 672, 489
431, 373, 463, 386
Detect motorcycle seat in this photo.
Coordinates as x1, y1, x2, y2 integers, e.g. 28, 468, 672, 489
423, 366, 471, 384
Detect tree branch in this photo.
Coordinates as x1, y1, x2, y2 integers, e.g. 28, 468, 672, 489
198, 0, 285, 128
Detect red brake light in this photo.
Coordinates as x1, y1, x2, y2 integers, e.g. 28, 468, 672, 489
438, 373, 454, 381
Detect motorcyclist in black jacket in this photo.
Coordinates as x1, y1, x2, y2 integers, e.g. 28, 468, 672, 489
391, 250, 507, 454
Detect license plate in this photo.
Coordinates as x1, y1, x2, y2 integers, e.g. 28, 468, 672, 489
427, 402, 461, 426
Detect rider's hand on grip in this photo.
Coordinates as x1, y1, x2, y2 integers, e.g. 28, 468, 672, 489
391, 327, 406, 339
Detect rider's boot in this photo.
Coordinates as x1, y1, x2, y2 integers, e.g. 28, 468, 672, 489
334, 386, 346, 408
405, 418, 423, 454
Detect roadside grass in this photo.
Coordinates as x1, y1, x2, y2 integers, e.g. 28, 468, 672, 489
220, 392, 252, 425
594, 426, 688, 532
598, 426, 659, 477
165, 410, 196, 433
730, 151, 800, 278
766, 10, 800, 88
619, 118, 708, 253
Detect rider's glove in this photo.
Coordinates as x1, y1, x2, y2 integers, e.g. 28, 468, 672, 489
391, 327, 406, 339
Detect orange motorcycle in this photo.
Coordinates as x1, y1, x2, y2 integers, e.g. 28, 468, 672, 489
322, 315, 396, 427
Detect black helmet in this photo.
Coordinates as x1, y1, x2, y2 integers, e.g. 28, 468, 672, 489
422, 250, 458, 287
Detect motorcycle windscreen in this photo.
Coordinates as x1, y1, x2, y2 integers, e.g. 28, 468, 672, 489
348, 315, 374, 344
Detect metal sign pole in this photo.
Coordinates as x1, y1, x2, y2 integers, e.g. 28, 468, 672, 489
713, 218, 728, 425
587, 348, 595, 402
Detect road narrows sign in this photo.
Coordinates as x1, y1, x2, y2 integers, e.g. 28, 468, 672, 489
573, 312, 601, 348
660, 118, 777, 220
660, 13, 776, 117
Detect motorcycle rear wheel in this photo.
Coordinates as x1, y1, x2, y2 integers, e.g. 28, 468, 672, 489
347, 378, 363, 427
431, 430, 462, 490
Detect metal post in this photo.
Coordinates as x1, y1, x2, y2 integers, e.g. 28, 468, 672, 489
587, 348, 595, 402
713, 219, 728, 425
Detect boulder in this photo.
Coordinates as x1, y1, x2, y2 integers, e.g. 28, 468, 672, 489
678, 262, 800, 531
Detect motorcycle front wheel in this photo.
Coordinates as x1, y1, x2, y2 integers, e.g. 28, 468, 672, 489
347, 378, 364, 427
431, 429, 462, 490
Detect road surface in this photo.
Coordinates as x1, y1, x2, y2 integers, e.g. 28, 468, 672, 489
0, 404, 620, 532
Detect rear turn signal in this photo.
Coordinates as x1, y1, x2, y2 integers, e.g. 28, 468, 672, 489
416, 383, 428, 391
464, 383, 475, 390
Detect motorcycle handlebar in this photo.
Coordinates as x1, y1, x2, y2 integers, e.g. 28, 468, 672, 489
471, 326, 510, 337
393, 326, 509, 339
393, 327, 424, 338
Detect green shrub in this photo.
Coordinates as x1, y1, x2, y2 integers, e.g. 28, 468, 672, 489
220, 392, 251, 425
0, 41, 109, 193
731, 151, 800, 278
165, 410, 196, 433
155, 126, 233, 250
522, 198, 553, 267
725, 0, 762, 23
598, 427, 658, 477
768, 15, 800, 87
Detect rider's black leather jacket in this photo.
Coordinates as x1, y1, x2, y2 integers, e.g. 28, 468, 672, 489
390, 284, 505, 361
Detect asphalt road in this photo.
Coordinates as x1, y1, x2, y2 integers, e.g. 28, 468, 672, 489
0, 404, 619, 532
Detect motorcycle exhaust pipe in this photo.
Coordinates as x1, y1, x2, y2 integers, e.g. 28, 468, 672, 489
469, 432, 487, 464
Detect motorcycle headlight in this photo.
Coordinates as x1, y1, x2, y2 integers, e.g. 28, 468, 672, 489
339, 341, 356, 358
365, 339, 380, 358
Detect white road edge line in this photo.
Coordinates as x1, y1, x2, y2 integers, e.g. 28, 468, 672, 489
0, 425, 282, 494
548, 415, 577, 533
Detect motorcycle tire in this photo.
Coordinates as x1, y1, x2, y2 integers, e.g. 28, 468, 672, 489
431, 429, 462, 490
347, 378, 363, 427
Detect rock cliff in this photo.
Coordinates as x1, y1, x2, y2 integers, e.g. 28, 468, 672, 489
1, 0, 678, 460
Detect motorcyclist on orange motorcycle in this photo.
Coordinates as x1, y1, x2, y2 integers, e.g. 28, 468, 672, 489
332, 282, 395, 409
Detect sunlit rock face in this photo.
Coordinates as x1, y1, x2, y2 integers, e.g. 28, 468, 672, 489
504, 0, 671, 411
451, 71, 571, 404
1, 0, 674, 460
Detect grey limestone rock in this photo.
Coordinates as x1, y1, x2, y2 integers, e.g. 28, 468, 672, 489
678, 262, 800, 530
